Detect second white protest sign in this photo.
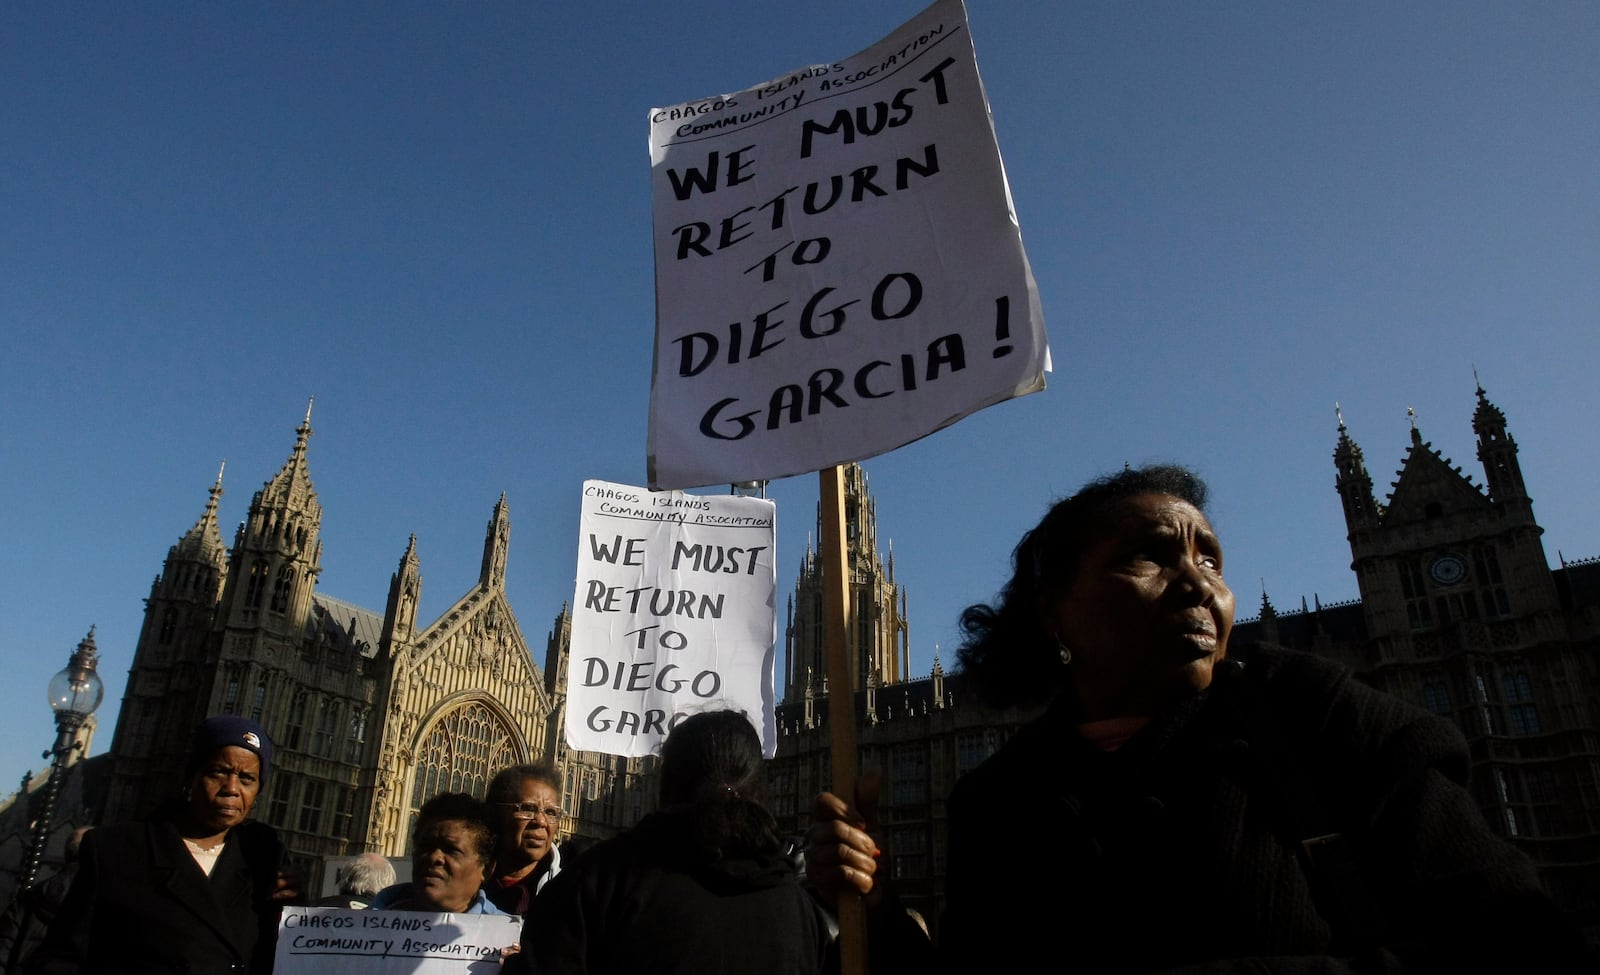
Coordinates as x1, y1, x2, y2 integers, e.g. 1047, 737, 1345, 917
566, 480, 777, 758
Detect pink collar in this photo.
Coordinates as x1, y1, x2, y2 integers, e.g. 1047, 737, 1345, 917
1077, 716, 1152, 752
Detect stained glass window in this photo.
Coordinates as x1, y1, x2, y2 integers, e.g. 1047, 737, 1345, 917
408, 701, 519, 832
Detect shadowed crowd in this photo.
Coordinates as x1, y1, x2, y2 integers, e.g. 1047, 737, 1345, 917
5, 467, 1593, 974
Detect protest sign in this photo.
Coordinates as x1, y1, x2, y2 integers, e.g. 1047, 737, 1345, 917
647, 0, 1048, 490
275, 907, 520, 975
566, 480, 777, 757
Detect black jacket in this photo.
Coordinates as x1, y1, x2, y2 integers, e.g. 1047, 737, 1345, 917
25, 816, 285, 975
878, 644, 1591, 973
523, 809, 829, 974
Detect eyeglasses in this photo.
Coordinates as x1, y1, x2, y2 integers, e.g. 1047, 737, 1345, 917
493, 802, 563, 823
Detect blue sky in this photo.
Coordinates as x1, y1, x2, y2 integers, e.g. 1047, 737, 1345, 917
3, 1, 1597, 796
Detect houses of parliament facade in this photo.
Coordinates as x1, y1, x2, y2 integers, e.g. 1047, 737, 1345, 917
5, 384, 1597, 932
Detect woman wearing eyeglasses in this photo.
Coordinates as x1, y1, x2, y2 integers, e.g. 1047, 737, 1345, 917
482, 764, 565, 916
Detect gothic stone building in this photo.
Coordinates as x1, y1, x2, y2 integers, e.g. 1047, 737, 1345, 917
1236, 385, 1600, 928
97, 410, 645, 885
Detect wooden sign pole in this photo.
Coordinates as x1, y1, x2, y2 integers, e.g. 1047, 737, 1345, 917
820, 464, 867, 974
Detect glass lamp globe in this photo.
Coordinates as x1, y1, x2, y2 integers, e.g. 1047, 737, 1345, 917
47, 665, 104, 717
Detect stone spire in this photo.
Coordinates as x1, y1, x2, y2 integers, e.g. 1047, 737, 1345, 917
382, 533, 423, 647
224, 403, 323, 628
1333, 403, 1379, 530
480, 493, 510, 590
172, 462, 228, 567
1473, 381, 1527, 504
258, 399, 317, 513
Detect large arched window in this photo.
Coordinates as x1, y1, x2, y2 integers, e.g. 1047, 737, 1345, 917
408, 702, 519, 832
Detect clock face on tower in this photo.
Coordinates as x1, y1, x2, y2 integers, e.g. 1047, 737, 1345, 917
1430, 554, 1468, 586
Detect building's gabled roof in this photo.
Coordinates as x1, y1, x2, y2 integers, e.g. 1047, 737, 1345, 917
1555, 557, 1600, 613
1384, 428, 1491, 526
308, 594, 383, 658
411, 583, 540, 677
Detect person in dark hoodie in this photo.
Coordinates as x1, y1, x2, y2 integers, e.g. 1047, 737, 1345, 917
520, 709, 829, 975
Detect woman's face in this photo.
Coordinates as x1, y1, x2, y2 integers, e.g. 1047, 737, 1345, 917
493, 777, 562, 869
412, 818, 491, 913
186, 745, 262, 835
1041, 492, 1235, 721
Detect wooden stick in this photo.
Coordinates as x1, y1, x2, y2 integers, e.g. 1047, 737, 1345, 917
820, 464, 867, 974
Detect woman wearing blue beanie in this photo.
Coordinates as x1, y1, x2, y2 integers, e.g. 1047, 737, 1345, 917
26, 715, 290, 974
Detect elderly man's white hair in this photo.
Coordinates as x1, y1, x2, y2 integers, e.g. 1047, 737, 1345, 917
335, 852, 396, 898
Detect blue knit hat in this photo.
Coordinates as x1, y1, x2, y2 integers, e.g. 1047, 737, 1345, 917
190, 715, 273, 782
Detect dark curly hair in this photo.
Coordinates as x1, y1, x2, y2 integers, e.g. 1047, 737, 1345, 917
413, 792, 498, 864
955, 464, 1211, 709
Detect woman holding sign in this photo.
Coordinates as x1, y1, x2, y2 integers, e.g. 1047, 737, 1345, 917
522, 710, 829, 974
368, 792, 511, 916
806, 465, 1592, 972
27, 716, 290, 975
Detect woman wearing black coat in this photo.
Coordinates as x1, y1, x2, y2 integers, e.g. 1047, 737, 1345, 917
807, 464, 1593, 972
27, 716, 289, 975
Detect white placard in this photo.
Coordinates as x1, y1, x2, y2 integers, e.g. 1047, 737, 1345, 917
647, 0, 1048, 490
566, 480, 777, 757
275, 907, 520, 975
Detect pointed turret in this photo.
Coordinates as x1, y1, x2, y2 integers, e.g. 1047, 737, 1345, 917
135, 464, 230, 657
155, 463, 229, 608
480, 493, 510, 590
1333, 404, 1380, 532
1473, 381, 1528, 504
785, 463, 909, 698
174, 463, 227, 564
221, 403, 323, 631
258, 399, 319, 515
827, 464, 879, 563
1257, 588, 1281, 645
381, 533, 423, 649
106, 466, 234, 824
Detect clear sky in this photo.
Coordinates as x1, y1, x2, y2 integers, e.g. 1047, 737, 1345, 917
4, 1, 1597, 797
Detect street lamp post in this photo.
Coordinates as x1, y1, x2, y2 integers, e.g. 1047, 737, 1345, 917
5, 630, 103, 971
16, 629, 104, 894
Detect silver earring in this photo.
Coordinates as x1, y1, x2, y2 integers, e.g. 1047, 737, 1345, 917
1056, 638, 1072, 666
